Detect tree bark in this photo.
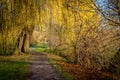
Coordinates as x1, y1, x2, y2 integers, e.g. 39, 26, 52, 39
14, 29, 25, 54
21, 31, 30, 53
14, 26, 34, 54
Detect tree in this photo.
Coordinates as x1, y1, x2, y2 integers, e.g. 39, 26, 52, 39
0, 0, 39, 55
93, 0, 120, 77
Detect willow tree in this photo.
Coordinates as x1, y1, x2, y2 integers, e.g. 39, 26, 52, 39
0, 0, 40, 55
13, 0, 38, 54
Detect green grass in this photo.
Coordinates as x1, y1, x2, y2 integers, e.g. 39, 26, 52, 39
47, 54, 73, 80
35, 47, 47, 52
34, 47, 55, 53
31, 42, 57, 53
0, 54, 32, 80
31, 42, 53, 53
30, 42, 49, 48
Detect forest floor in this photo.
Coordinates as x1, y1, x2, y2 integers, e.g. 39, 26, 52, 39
28, 51, 63, 80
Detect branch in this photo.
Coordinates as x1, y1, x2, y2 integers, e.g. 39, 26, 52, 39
91, 0, 120, 25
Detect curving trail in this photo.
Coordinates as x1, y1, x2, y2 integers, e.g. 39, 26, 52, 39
28, 52, 63, 80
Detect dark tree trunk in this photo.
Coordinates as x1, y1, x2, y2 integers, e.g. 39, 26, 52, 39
14, 29, 25, 54
21, 29, 30, 53
14, 26, 34, 54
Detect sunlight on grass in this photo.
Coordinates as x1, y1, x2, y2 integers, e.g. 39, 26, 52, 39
35, 48, 47, 53
0, 54, 32, 80
35, 48, 44, 52
34, 47, 55, 53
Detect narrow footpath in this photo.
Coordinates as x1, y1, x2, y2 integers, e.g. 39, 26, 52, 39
28, 52, 63, 80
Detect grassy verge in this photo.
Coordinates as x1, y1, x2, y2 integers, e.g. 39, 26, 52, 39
34, 47, 47, 52
34, 47, 55, 53
47, 54, 73, 80
0, 54, 32, 80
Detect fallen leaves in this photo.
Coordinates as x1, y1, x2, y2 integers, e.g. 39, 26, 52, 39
58, 61, 118, 80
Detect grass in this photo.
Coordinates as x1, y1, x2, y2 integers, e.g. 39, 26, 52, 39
35, 47, 55, 53
47, 54, 74, 80
35, 47, 47, 52
30, 42, 48, 48
31, 42, 56, 53
0, 54, 32, 80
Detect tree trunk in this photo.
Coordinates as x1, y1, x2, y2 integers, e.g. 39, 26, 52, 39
14, 26, 34, 54
14, 30, 25, 54
21, 31, 30, 53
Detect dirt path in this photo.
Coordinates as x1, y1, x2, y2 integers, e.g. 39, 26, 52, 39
28, 52, 63, 80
